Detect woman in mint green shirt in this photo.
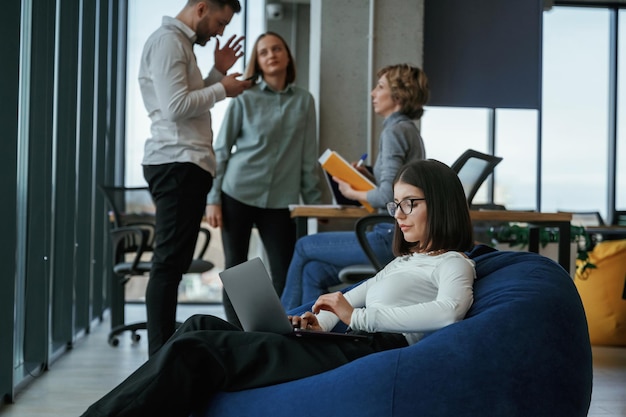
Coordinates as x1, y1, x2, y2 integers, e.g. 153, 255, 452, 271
206, 32, 322, 326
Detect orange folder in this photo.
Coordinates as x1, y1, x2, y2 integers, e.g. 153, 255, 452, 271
318, 149, 376, 213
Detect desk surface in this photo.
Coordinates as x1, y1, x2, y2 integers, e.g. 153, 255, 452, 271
290, 205, 371, 219
290, 206, 573, 271
290, 205, 572, 223
585, 225, 626, 230
469, 210, 572, 223
584, 225, 626, 234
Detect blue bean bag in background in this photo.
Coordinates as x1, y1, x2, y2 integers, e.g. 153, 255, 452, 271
194, 246, 592, 417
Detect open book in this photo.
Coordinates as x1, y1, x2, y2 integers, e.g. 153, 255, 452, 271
318, 149, 376, 213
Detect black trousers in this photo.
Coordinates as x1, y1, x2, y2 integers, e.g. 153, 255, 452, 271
220, 192, 296, 327
80, 314, 408, 417
143, 163, 213, 356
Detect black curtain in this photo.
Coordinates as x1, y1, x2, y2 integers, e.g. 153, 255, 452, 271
424, 0, 543, 109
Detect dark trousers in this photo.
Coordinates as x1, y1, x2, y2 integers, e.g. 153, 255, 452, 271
143, 163, 213, 356
80, 314, 408, 417
220, 193, 296, 326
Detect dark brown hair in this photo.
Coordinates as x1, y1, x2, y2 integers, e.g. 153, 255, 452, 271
195, 0, 242, 13
391, 159, 474, 256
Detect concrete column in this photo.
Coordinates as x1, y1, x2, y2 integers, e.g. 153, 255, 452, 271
309, 0, 424, 204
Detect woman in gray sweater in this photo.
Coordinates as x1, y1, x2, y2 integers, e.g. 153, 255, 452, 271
281, 63, 430, 310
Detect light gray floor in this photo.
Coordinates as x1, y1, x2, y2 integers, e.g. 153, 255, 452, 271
0, 304, 225, 417
0, 303, 624, 417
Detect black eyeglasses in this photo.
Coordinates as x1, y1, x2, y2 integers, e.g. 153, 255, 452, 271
386, 198, 426, 216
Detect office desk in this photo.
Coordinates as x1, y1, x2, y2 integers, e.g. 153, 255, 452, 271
290, 205, 370, 239
584, 225, 626, 239
470, 210, 573, 271
290, 206, 573, 271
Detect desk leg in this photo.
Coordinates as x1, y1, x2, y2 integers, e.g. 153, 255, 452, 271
557, 222, 571, 272
295, 217, 308, 240
110, 271, 124, 329
528, 227, 540, 253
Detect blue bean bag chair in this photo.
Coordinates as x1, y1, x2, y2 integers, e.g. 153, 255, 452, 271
193, 246, 592, 417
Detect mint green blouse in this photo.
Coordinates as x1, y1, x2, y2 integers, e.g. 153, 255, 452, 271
206, 80, 322, 208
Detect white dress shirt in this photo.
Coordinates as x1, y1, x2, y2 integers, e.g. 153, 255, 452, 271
139, 16, 226, 175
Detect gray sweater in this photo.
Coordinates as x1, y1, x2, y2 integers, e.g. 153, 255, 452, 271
366, 112, 426, 208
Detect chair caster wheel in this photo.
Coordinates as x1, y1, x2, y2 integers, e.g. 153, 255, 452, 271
108, 336, 120, 347
131, 332, 141, 343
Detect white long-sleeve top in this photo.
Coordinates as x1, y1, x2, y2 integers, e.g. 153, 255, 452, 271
316, 251, 476, 345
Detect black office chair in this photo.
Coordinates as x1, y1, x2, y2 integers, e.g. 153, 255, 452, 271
98, 185, 155, 228
99, 185, 213, 271
99, 185, 214, 346
108, 226, 153, 346
337, 214, 396, 285
452, 149, 505, 245
450, 149, 503, 208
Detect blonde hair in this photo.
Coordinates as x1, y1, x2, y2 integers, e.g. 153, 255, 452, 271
377, 64, 429, 120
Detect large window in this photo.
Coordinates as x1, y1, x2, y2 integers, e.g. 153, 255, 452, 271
618, 10, 626, 213
125, 1, 264, 186
541, 7, 610, 219
494, 109, 539, 210
422, 5, 625, 222
420, 107, 491, 166
421, 107, 539, 209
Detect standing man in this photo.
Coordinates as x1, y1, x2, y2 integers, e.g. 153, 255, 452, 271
139, 0, 249, 356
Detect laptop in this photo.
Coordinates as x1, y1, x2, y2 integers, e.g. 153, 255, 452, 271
218, 258, 367, 340
323, 172, 361, 207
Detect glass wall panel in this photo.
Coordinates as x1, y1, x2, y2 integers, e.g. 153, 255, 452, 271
1, 0, 23, 404
420, 106, 491, 166
617, 10, 626, 214
494, 109, 539, 210
421, 107, 538, 209
420, 107, 492, 204
245, 1, 266, 60
125, 0, 180, 186
51, 0, 82, 356
21, 0, 56, 386
2, 0, 122, 402
541, 7, 610, 220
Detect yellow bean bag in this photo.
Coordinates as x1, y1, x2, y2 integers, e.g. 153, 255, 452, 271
575, 239, 626, 346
